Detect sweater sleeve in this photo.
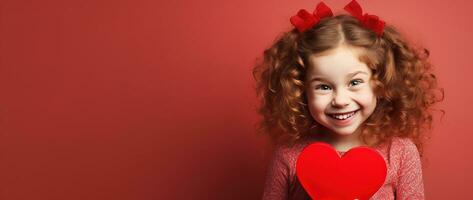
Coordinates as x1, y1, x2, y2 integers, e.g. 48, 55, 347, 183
261, 147, 290, 200
396, 138, 425, 200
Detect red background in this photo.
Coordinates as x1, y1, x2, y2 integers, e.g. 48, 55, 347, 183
0, 0, 471, 199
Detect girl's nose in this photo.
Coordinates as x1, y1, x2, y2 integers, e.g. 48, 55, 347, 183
331, 90, 350, 107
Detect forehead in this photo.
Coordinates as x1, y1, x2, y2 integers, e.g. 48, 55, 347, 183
307, 46, 371, 78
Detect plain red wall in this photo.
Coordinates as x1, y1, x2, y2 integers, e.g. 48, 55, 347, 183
0, 0, 471, 199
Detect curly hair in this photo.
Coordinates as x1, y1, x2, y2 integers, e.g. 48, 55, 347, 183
252, 14, 444, 157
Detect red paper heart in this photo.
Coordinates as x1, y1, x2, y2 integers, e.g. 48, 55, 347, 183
296, 142, 387, 200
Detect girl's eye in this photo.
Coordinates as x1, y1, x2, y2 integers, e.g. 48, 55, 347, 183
350, 79, 363, 86
314, 79, 363, 91
315, 84, 331, 90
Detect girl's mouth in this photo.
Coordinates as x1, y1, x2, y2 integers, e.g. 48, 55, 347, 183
327, 110, 359, 125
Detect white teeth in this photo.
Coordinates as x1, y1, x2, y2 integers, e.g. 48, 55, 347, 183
331, 111, 356, 120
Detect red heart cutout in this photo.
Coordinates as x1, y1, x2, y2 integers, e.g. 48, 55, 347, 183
296, 142, 387, 200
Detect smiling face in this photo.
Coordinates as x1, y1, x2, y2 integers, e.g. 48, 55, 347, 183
305, 45, 377, 140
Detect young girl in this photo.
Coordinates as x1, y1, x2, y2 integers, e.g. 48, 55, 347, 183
252, 1, 444, 199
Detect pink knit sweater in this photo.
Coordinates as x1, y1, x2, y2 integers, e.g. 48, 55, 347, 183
261, 136, 425, 200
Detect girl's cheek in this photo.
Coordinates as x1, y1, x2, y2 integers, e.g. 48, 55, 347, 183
356, 87, 376, 102
307, 90, 320, 99
309, 95, 332, 108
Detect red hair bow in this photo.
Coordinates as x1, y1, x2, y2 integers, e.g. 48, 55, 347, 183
290, 2, 333, 32
344, 0, 385, 36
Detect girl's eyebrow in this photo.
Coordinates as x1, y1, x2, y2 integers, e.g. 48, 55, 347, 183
309, 70, 368, 83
